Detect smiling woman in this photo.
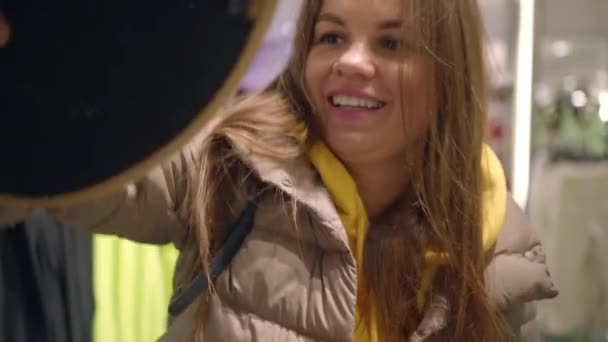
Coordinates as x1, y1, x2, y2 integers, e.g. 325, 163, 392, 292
304, 0, 432, 219
0, 0, 557, 341
180, 0, 556, 341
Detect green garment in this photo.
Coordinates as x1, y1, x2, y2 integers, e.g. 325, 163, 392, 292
93, 235, 179, 342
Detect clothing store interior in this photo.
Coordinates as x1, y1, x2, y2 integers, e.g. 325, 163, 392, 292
1, 0, 607, 341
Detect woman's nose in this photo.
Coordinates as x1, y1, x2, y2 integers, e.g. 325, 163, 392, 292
333, 42, 376, 79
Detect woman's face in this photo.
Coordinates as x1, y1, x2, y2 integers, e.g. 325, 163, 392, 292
305, 0, 431, 165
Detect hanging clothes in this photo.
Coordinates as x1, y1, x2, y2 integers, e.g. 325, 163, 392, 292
0, 211, 94, 342
93, 235, 179, 342
529, 159, 608, 336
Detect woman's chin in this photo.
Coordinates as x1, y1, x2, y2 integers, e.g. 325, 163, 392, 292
323, 131, 376, 162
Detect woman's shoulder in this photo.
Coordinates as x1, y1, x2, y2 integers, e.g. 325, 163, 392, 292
493, 197, 544, 256
485, 196, 559, 333
486, 196, 559, 304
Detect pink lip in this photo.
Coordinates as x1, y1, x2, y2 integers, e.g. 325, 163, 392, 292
325, 89, 386, 122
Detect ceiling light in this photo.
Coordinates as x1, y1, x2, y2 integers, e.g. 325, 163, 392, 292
551, 40, 573, 58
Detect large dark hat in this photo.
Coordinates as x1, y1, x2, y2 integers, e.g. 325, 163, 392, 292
0, 0, 277, 205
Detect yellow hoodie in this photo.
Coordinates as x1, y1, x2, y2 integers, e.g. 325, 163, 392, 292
308, 142, 507, 342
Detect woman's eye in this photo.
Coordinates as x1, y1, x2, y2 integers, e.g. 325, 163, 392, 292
381, 37, 401, 51
319, 33, 344, 45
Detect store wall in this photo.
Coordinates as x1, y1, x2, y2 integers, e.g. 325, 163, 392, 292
535, 0, 608, 90
479, 0, 519, 183
239, 0, 302, 92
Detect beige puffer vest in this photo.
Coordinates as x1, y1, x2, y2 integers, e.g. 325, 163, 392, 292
0, 134, 558, 341
161, 139, 557, 341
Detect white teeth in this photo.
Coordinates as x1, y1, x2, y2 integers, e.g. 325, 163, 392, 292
331, 95, 383, 109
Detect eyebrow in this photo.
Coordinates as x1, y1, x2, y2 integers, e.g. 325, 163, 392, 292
317, 13, 345, 26
317, 12, 403, 29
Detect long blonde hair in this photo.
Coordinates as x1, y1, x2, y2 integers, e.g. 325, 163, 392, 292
189, 0, 503, 340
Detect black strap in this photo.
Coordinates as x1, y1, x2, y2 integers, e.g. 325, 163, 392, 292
168, 191, 265, 317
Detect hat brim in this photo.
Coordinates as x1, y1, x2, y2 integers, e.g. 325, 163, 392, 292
0, 0, 278, 206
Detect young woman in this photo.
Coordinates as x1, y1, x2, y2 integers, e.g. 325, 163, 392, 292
1, 0, 557, 341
